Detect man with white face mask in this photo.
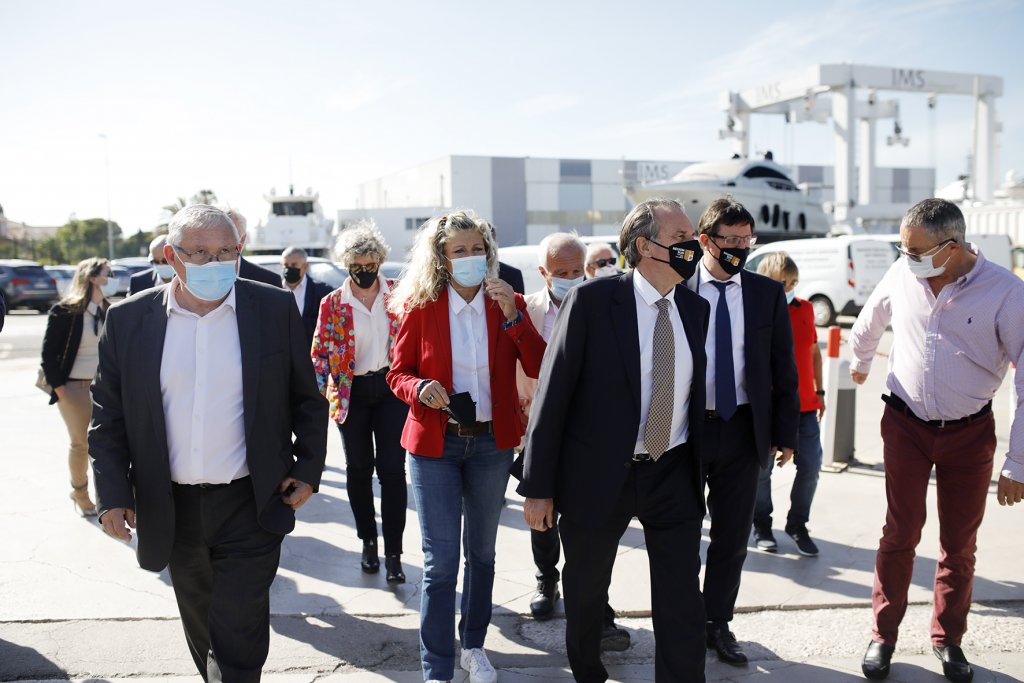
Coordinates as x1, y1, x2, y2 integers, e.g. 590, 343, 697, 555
90, 204, 328, 681
850, 198, 1024, 683
512, 232, 631, 649
129, 235, 175, 295
585, 242, 620, 279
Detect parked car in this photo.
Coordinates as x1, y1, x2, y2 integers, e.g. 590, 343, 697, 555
0, 259, 59, 312
744, 236, 897, 326
44, 265, 77, 298
246, 255, 405, 290
108, 266, 133, 297
111, 257, 153, 277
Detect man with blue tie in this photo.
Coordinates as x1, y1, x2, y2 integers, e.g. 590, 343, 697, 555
689, 196, 799, 666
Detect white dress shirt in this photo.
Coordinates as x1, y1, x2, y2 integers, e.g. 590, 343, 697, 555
542, 291, 559, 341
633, 271, 693, 454
338, 276, 393, 375
448, 285, 492, 422
690, 260, 748, 410
286, 275, 307, 316
68, 302, 102, 380
161, 283, 248, 485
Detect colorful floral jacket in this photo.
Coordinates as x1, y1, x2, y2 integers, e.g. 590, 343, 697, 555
311, 280, 400, 424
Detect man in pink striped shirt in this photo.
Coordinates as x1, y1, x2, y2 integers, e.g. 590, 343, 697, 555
850, 198, 1024, 683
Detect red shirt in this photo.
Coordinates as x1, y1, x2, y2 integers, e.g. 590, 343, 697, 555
789, 297, 821, 413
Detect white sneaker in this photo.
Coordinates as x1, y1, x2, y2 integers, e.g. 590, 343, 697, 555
425, 680, 450, 683
460, 647, 498, 683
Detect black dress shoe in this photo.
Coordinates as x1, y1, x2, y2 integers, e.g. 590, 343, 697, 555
600, 621, 631, 652
361, 539, 380, 574
384, 554, 405, 583
529, 579, 560, 620
706, 622, 747, 666
862, 640, 894, 680
933, 645, 973, 682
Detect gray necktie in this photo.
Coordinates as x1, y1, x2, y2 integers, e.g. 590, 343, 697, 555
644, 298, 674, 460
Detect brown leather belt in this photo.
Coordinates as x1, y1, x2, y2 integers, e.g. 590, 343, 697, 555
446, 421, 493, 438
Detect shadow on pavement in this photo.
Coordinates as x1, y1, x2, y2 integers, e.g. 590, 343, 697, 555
0, 638, 67, 679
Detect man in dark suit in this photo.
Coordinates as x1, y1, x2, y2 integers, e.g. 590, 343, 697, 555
90, 205, 328, 682
221, 207, 284, 288
498, 260, 525, 295
688, 196, 799, 666
520, 198, 710, 683
129, 235, 175, 295
280, 246, 333, 345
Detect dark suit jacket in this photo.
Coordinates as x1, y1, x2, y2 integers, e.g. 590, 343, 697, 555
517, 271, 710, 529
298, 275, 334, 345
89, 280, 328, 572
0, 290, 7, 332
239, 257, 282, 288
40, 303, 87, 404
128, 268, 162, 296
695, 269, 800, 468
499, 261, 525, 295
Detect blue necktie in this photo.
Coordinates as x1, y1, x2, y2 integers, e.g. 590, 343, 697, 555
710, 281, 736, 421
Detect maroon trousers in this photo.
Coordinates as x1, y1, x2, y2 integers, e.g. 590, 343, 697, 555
872, 404, 995, 647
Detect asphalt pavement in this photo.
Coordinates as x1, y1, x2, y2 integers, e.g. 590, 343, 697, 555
1, 310, 1022, 682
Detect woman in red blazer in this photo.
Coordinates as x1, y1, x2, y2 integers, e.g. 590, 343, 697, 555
387, 211, 545, 683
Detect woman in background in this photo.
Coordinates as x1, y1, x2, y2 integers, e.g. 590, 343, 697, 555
387, 211, 545, 683
40, 257, 115, 516
311, 221, 408, 582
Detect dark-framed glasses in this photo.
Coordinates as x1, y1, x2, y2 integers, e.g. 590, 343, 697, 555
895, 238, 953, 263
171, 244, 241, 265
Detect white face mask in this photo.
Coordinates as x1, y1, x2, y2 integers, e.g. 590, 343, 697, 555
904, 240, 954, 279
594, 265, 619, 278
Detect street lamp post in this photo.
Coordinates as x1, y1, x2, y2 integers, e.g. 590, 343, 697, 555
99, 133, 113, 259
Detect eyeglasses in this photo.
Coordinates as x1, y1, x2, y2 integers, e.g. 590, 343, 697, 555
895, 238, 953, 263
171, 244, 241, 265
348, 264, 379, 275
710, 233, 757, 248
590, 257, 617, 268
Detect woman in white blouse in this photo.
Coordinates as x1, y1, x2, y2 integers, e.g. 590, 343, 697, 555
40, 257, 116, 516
311, 222, 408, 583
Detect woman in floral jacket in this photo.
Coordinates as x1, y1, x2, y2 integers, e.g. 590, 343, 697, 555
312, 221, 408, 582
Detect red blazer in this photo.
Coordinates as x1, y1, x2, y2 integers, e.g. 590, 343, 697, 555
387, 288, 546, 457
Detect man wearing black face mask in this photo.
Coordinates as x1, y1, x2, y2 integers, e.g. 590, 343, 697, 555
281, 246, 333, 345
688, 196, 799, 667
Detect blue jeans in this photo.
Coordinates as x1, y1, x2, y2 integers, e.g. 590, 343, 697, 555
409, 432, 511, 681
754, 411, 822, 530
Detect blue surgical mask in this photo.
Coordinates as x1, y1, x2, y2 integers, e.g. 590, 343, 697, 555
182, 260, 238, 301
100, 281, 119, 298
154, 264, 175, 280
549, 275, 584, 301
785, 289, 796, 305
449, 254, 488, 287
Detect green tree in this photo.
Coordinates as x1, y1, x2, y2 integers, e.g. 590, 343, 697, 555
156, 189, 218, 231
117, 229, 154, 258
43, 216, 123, 264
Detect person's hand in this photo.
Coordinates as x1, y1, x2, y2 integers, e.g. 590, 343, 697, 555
996, 475, 1024, 506
280, 478, 313, 510
519, 396, 531, 428
100, 507, 136, 542
772, 446, 794, 467
484, 278, 517, 321
817, 396, 826, 422
523, 497, 554, 531
418, 380, 450, 409
54, 385, 66, 402
851, 369, 868, 385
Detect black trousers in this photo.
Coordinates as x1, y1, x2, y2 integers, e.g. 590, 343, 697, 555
167, 477, 283, 683
337, 372, 409, 555
532, 520, 617, 626
559, 444, 706, 683
700, 405, 761, 623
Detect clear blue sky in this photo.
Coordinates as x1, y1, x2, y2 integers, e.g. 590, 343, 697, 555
2, 0, 1021, 235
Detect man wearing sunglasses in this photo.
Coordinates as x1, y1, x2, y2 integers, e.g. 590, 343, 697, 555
850, 198, 1024, 683
585, 243, 621, 279
689, 196, 799, 667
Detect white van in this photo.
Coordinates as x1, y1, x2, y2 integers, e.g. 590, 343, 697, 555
745, 236, 896, 326
498, 235, 621, 294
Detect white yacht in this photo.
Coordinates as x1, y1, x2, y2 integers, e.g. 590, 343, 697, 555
248, 186, 334, 256
626, 157, 831, 240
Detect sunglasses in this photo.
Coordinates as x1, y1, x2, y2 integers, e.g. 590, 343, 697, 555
591, 257, 617, 268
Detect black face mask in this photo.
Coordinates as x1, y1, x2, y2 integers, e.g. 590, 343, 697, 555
282, 266, 303, 284
711, 242, 749, 276
650, 239, 703, 280
352, 270, 378, 290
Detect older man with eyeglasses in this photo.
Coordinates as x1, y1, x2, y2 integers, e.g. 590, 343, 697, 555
584, 242, 621, 279
90, 204, 328, 682
851, 198, 1024, 683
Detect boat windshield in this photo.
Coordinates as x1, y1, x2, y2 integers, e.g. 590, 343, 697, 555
272, 201, 314, 216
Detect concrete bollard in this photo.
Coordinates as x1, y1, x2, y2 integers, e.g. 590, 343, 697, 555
820, 326, 854, 472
